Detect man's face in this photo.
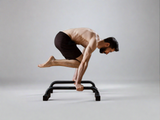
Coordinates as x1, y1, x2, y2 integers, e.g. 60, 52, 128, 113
100, 47, 115, 55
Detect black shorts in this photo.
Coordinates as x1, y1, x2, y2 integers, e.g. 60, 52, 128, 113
54, 31, 82, 59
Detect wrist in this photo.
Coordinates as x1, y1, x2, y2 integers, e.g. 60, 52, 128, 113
75, 82, 81, 86
76, 78, 82, 84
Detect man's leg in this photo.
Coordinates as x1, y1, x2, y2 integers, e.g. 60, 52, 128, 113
38, 56, 81, 68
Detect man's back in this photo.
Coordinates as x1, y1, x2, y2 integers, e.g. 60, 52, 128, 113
63, 28, 100, 48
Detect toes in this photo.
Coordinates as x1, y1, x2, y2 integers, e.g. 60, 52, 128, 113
38, 64, 45, 68
38, 64, 42, 67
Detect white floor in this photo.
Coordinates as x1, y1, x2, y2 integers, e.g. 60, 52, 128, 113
0, 80, 159, 120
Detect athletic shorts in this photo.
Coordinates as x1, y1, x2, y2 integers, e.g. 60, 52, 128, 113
54, 31, 82, 60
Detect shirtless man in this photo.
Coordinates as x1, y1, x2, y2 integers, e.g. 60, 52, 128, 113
38, 28, 119, 91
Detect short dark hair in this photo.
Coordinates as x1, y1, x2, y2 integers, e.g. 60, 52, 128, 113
104, 37, 119, 52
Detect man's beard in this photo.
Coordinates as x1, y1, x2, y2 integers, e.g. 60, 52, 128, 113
99, 47, 107, 53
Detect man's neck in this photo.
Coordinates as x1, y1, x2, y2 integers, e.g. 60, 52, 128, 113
97, 40, 104, 49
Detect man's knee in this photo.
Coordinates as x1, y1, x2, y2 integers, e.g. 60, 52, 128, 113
76, 54, 83, 62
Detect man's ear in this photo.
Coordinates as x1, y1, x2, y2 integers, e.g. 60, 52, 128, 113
105, 43, 110, 47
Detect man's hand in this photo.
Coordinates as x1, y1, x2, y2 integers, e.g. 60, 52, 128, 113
75, 84, 84, 91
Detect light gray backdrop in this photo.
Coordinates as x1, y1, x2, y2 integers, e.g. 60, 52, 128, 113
0, 0, 159, 85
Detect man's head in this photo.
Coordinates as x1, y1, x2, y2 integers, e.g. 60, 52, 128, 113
99, 37, 119, 54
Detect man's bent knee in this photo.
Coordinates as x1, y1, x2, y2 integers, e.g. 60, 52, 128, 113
76, 54, 83, 63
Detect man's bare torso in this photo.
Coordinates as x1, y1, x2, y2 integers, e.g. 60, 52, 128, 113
63, 28, 100, 48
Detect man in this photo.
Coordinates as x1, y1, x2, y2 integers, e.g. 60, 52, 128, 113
38, 28, 119, 91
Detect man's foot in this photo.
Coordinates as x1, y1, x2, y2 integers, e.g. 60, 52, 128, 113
38, 56, 56, 68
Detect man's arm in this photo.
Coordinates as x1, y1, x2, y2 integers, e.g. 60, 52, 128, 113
72, 48, 86, 81
75, 39, 96, 91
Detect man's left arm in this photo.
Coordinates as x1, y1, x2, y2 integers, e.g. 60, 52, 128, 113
72, 48, 86, 81
75, 39, 96, 91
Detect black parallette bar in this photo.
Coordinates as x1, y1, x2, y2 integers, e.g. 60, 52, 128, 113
49, 80, 96, 88
43, 80, 101, 101
46, 86, 99, 92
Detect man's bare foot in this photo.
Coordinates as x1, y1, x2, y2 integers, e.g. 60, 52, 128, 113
38, 56, 56, 68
